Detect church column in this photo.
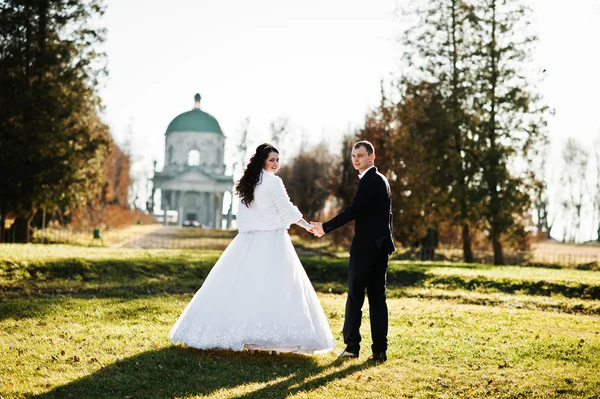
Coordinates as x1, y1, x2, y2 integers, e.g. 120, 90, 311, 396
170, 191, 176, 225
208, 191, 216, 228
215, 192, 223, 229
178, 191, 186, 226
227, 189, 233, 229
162, 190, 169, 226
220, 192, 226, 229
202, 192, 210, 226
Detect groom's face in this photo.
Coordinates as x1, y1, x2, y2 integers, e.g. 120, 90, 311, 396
351, 146, 375, 173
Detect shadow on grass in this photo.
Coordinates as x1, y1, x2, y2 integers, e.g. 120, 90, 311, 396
29, 347, 377, 399
0, 296, 65, 321
0, 259, 431, 321
424, 275, 600, 300
2, 255, 600, 321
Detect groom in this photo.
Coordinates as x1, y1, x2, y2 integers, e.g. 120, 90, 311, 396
311, 140, 395, 361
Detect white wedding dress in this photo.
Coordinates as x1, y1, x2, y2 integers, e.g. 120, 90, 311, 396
168, 171, 335, 354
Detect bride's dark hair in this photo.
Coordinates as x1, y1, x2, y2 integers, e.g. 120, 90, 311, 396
235, 143, 279, 207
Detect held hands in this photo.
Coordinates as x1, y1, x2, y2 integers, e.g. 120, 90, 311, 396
297, 219, 316, 233
309, 221, 325, 238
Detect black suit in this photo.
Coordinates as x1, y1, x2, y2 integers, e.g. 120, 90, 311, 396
323, 166, 395, 354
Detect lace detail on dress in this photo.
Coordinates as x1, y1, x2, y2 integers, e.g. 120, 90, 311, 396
169, 320, 334, 355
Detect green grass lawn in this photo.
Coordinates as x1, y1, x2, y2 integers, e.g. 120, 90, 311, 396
1, 245, 600, 399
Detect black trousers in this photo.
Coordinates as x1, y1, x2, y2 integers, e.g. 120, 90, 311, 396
343, 250, 389, 354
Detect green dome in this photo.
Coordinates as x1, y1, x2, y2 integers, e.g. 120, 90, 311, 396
165, 94, 223, 135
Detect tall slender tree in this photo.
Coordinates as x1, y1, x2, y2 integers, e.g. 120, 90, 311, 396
471, 0, 549, 263
400, 0, 480, 262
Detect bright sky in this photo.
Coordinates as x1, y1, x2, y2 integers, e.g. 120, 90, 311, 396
99, 0, 600, 238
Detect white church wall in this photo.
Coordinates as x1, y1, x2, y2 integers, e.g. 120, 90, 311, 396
165, 131, 225, 168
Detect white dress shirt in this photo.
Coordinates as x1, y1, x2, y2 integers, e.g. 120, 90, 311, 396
358, 165, 375, 179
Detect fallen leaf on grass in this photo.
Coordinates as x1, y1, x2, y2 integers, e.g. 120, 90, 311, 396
356, 374, 362, 381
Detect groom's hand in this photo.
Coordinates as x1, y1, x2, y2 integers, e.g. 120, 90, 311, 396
310, 222, 325, 237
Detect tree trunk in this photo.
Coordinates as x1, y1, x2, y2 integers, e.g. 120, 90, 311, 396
419, 228, 437, 261
492, 236, 504, 265
462, 223, 474, 263
488, 0, 502, 266
544, 229, 552, 240
0, 208, 5, 243
450, 0, 475, 265
8, 215, 32, 243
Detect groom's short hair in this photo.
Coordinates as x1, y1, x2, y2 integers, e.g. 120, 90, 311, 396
354, 140, 375, 156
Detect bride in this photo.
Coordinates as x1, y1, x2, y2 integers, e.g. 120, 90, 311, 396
168, 143, 336, 354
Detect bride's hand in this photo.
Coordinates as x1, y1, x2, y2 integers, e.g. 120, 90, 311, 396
310, 222, 325, 237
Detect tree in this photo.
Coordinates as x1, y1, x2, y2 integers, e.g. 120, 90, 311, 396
223, 117, 251, 228
400, 0, 480, 262
269, 116, 289, 151
530, 146, 554, 240
0, 0, 109, 242
355, 82, 395, 176
121, 121, 142, 209
559, 137, 588, 242
470, 0, 548, 264
390, 80, 456, 259
592, 136, 600, 242
332, 134, 359, 207
68, 138, 131, 229
277, 142, 334, 220
325, 134, 358, 247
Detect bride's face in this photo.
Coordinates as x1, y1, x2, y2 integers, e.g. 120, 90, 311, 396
264, 151, 280, 173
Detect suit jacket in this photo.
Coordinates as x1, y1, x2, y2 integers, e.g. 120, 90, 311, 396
323, 167, 395, 255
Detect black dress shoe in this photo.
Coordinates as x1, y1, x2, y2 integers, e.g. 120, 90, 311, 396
337, 350, 359, 358
368, 352, 387, 362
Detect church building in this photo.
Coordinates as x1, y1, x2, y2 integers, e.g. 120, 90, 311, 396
151, 94, 233, 228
